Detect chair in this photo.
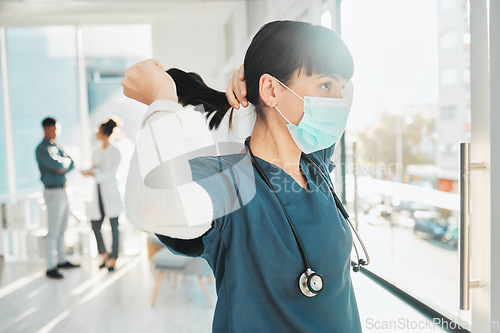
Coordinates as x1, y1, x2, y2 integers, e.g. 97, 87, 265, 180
151, 248, 214, 307
146, 233, 165, 261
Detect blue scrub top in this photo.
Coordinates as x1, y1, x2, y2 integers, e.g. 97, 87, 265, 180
157, 142, 362, 332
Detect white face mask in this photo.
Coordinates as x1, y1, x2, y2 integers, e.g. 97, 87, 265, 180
273, 77, 353, 154
341, 79, 354, 110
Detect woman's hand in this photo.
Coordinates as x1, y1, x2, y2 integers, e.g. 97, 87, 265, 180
122, 59, 178, 106
226, 64, 248, 109
81, 170, 95, 177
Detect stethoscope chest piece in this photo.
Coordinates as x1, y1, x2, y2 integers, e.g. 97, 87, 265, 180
299, 268, 324, 297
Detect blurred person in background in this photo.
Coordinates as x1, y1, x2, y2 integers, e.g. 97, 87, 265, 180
82, 118, 124, 272
36, 117, 80, 279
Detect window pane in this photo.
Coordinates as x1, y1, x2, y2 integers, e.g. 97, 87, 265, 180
82, 25, 152, 256
6, 26, 79, 194
83, 24, 152, 188
342, 0, 470, 325
84, 24, 152, 118
83, 24, 152, 125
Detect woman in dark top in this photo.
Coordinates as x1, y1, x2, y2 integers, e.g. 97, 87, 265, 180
124, 20, 364, 332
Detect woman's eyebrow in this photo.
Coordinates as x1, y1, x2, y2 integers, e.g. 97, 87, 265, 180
317, 74, 342, 81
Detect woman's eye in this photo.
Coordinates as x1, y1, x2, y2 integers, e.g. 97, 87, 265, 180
320, 82, 331, 91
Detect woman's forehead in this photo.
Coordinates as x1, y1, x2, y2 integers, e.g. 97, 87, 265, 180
295, 70, 344, 82
316, 73, 344, 81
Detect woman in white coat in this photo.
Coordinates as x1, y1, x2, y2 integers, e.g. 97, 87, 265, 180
82, 118, 124, 271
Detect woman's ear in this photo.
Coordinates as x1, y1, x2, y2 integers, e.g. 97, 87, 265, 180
258, 74, 278, 107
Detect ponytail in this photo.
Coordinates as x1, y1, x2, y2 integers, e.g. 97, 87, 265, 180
166, 68, 233, 130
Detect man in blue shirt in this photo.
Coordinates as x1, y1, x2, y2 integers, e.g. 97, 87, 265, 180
35, 117, 80, 279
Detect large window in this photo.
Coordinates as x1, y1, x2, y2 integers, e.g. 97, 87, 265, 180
342, 0, 470, 325
0, 24, 152, 261
2, 24, 152, 194
83, 24, 152, 192
84, 24, 152, 118
6, 26, 80, 194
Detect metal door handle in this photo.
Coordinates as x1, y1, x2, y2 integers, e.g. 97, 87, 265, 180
459, 142, 486, 310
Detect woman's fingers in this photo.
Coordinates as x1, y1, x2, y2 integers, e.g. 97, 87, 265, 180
236, 65, 248, 107
151, 58, 165, 70
122, 59, 177, 105
236, 64, 248, 107
225, 65, 248, 109
238, 64, 245, 80
226, 75, 240, 109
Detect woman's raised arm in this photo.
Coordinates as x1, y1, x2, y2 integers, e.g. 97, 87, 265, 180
122, 60, 253, 240
122, 58, 178, 105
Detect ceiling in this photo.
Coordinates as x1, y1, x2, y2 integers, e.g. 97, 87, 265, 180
0, 0, 244, 24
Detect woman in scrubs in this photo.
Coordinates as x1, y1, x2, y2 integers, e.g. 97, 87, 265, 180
123, 20, 362, 332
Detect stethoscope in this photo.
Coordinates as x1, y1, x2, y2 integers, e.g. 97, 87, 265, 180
244, 137, 370, 297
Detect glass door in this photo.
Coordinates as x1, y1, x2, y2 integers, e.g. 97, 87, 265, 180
341, 0, 471, 325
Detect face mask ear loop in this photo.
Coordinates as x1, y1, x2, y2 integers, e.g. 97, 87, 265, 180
274, 77, 305, 102
274, 105, 292, 124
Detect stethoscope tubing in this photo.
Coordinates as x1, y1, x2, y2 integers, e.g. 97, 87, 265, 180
302, 154, 371, 267
247, 143, 313, 271
244, 137, 370, 271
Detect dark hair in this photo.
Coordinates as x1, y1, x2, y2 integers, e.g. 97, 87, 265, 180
100, 118, 118, 136
244, 21, 354, 119
168, 20, 353, 130
42, 117, 56, 128
166, 68, 232, 130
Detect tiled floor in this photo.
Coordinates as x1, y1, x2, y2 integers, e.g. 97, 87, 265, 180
0, 254, 450, 333
0, 254, 215, 333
